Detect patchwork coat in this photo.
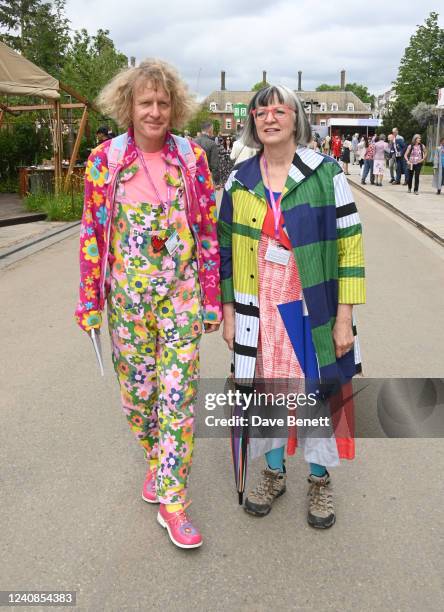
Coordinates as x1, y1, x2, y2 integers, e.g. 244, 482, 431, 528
218, 146, 366, 388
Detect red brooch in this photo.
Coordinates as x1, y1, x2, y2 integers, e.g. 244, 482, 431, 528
151, 236, 166, 252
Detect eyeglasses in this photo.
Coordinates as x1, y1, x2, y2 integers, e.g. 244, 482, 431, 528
251, 105, 295, 121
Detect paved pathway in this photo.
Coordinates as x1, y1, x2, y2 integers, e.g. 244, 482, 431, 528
1, 187, 443, 610
346, 163, 444, 245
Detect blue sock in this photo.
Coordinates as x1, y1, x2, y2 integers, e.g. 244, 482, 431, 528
309, 462, 327, 477
265, 446, 285, 472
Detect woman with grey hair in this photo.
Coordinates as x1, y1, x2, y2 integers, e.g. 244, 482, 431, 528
218, 85, 365, 528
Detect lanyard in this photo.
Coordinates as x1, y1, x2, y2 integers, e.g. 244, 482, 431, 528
137, 149, 171, 214
262, 155, 283, 240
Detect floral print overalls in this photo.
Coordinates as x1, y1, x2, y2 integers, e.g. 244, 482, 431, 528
107, 163, 202, 504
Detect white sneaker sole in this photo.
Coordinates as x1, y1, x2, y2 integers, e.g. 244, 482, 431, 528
157, 513, 203, 549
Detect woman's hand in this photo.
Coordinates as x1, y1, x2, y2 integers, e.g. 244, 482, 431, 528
204, 323, 220, 334
222, 303, 235, 350
333, 305, 354, 358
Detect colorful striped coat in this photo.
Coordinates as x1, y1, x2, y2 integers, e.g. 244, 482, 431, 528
218, 146, 366, 388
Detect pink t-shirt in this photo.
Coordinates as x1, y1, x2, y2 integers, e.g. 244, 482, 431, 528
116, 149, 180, 203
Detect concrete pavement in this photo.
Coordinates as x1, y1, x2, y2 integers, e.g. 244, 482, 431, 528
346, 163, 444, 246
1, 188, 444, 610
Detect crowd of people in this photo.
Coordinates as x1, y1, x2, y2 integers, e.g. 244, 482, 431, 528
308, 129, 443, 196
97, 121, 444, 199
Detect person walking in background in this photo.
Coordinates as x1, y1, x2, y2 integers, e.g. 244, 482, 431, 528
331, 133, 342, 161
195, 122, 220, 186
373, 134, 389, 186
96, 126, 111, 144
218, 135, 233, 186
387, 134, 396, 183
230, 135, 258, 165
432, 136, 444, 195
357, 136, 366, 169
404, 134, 427, 194
322, 134, 331, 155
361, 136, 375, 185
341, 134, 352, 175
351, 133, 359, 164
391, 127, 406, 185
75, 58, 222, 550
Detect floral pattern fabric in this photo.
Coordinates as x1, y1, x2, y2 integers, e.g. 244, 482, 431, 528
75, 128, 222, 331
108, 187, 202, 503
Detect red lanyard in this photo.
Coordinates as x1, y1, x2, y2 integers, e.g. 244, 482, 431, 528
262, 155, 283, 240
137, 148, 171, 214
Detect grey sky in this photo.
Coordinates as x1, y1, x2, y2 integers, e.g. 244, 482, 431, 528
65, 0, 442, 98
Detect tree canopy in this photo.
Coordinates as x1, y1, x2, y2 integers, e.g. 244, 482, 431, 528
251, 81, 271, 92
383, 12, 444, 141
394, 11, 444, 108
316, 82, 375, 107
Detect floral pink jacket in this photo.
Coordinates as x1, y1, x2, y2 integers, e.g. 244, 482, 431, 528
75, 128, 222, 331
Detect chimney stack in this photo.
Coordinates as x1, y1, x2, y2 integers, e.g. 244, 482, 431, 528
298, 71, 302, 91
262, 70, 267, 85
340, 69, 346, 91
130, 56, 136, 67
221, 70, 226, 91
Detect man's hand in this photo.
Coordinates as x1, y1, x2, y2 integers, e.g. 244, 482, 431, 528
204, 323, 221, 334
222, 303, 235, 350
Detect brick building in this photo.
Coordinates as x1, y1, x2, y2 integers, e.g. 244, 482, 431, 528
203, 70, 374, 135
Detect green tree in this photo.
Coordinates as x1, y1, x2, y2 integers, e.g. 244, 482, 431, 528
0, 0, 70, 76
61, 28, 127, 143
394, 12, 444, 108
316, 83, 341, 92
381, 100, 422, 143
212, 119, 220, 135
61, 28, 127, 102
185, 105, 211, 136
316, 82, 375, 107
251, 81, 270, 91
25, 0, 70, 76
0, 0, 39, 51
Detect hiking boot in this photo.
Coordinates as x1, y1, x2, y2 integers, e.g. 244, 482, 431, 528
244, 467, 286, 516
307, 472, 335, 529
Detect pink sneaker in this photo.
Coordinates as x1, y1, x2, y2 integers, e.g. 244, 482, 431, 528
141, 466, 159, 504
157, 502, 203, 549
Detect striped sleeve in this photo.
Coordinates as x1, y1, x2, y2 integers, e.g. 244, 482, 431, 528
217, 187, 234, 303
333, 171, 366, 304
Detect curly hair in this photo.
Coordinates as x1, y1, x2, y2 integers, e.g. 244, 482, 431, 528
96, 58, 197, 130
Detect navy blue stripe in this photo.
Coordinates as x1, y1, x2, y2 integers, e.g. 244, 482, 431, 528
283, 204, 336, 248
303, 280, 338, 328
219, 190, 233, 223
220, 246, 232, 280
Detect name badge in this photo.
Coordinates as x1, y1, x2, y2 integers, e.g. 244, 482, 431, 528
265, 242, 291, 266
165, 230, 181, 256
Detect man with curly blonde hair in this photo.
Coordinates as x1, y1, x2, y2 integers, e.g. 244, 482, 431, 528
75, 58, 222, 549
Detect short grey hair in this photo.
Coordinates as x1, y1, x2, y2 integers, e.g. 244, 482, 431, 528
241, 85, 311, 149
411, 133, 422, 144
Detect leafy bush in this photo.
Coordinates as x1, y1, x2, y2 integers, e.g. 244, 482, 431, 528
24, 190, 83, 221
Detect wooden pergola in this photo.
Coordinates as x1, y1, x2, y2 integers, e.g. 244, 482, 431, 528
0, 41, 98, 193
